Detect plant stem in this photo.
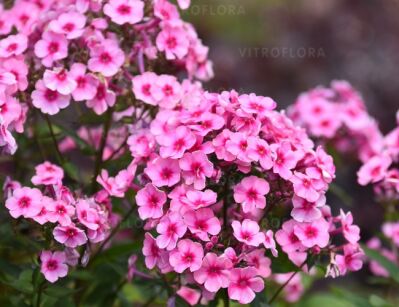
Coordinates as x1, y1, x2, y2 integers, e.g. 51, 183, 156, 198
35, 280, 46, 307
44, 115, 64, 165
222, 288, 230, 307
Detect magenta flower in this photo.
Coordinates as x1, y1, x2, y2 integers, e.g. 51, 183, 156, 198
145, 157, 181, 187
169, 239, 204, 273
271, 141, 301, 180
48, 11, 86, 39
179, 151, 213, 190
156, 25, 189, 60
156, 212, 187, 250
31, 161, 64, 186
293, 218, 330, 248
43, 68, 77, 95
5, 187, 43, 219
104, 0, 144, 25
0, 34, 28, 58
228, 267, 264, 304
155, 75, 182, 109
86, 83, 116, 115
232, 219, 265, 247
177, 286, 200, 306
275, 220, 304, 253
239, 93, 276, 115
158, 126, 196, 159
184, 189, 217, 210
31, 80, 70, 115
247, 137, 273, 170
53, 224, 88, 248
244, 249, 272, 278
76, 199, 99, 230
143, 233, 163, 269
336, 244, 364, 275
184, 208, 221, 241
69, 63, 98, 101
382, 222, 399, 247
48, 200, 75, 226
40, 251, 68, 283
88, 39, 125, 77
234, 176, 270, 213
34, 31, 68, 67
291, 168, 326, 202
132, 72, 161, 105
193, 252, 232, 292
340, 210, 360, 244
357, 154, 392, 186
226, 132, 250, 162
136, 183, 166, 220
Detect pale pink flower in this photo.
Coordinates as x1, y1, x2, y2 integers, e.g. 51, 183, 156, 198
34, 31, 68, 67
154, 0, 180, 20
382, 222, 399, 247
275, 220, 303, 252
49, 11, 86, 39
104, 0, 144, 25
169, 239, 203, 273
271, 142, 301, 180
336, 244, 364, 275
155, 75, 182, 109
232, 219, 265, 247
76, 199, 99, 230
31, 161, 64, 186
247, 137, 273, 170
5, 187, 43, 218
31, 80, 70, 115
69, 63, 98, 101
0, 34, 28, 58
158, 126, 196, 159
132, 72, 161, 105
226, 132, 250, 162
184, 208, 221, 241
145, 157, 181, 187
136, 183, 166, 220
357, 154, 392, 186
86, 83, 116, 115
188, 112, 225, 136
194, 253, 232, 292
234, 176, 270, 213
184, 189, 217, 210
156, 212, 187, 250
244, 249, 272, 278
294, 218, 330, 248
48, 200, 75, 226
228, 267, 264, 304
40, 251, 68, 283
43, 68, 77, 95
1, 56, 29, 91
274, 273, 304, 303
53, 224, 88, 248
291, 168, 326, 202
291, 195, 324, 223
340, 210, 360, 244
239, 93, 276, 115
88, 39, 125, 77
179, 151, 214, 189
156, 25, 189, 60
127, 130, 155, 158
177, 287, 200, 306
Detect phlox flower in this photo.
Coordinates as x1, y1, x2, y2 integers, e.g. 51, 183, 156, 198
234, 176, 270, 213
177, 287, 200, 306
291, 195, 324, 223
31, 161, 64, 186
247, 137, 273, 170
69, 63, 98, 101
274, 273, 304, 303
86, 83, 116, 115
335, 244, 364, 275
49, 11, 86, 39
34, 31, 68, 67
1, 56, 29, 91
155, 75, 182, 109
228, 267, 264, 304
158, 126, 196, 159
48, 200, 75, 226
244, 249, 272, 278
275, 220, 303, 253
53, 224, 88, 248
31, 80, 70, 115
382, 222, 399, 247
132, 72, 161, 105
271, 141, 301, 180
97, 165, 136, 198
184, 208, 221, 241
239, 93, 276, 115
40, 251, 68, 283
357, 154, 392, 186
136, 183, 166, 220
145, 157, 181, 187
169, 239, 204, 273
263, 230, 278, 257
154, 0, 180, 20
193, 253, 232, 292
291, 167, 326, 202
88, 39, 125, 77
188, 112, 225, 136
5, 187, 43, 218
156, 25, 190, 60
143, 233, 162, 269
104, 0, 144, 25
43, 68, 77, 95
293, 218, 330, 248
226, 132, 250, 162
33, 196, 57, 225
127, 130, 155, 158
179, 151, 214, 190
232, 219, 265, 247
76, 199, 99, 230
340, 210, 360, 244
184, 189, 217, 210
0, 34, 28, 58
156, 212, 187, 250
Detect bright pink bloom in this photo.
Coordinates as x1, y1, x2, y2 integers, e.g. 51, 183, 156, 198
136, 183, 166, 220
48, 200, 75, 226
104, 0, 144, 25
271, 142, 301, 180
156, 25, 189, 60
156, 212, 187, 250
184, 189, 217, 210
88, 39, 125, 77
76, 200, 99, 230
53, 224, 88, 248
232, 219, 265, 247
127, 130, 155, 158
382, 222, 399, 247
69, 63, 98, 101
143, 233, 162, 269
275, 220, 303, 252
34, 31, 68, 67
263, 230, 278, 257
239, 93, 276, 115
228, 267, 264, 304
0, 34, 28, 58
177, 287, 200, 306
145, 157, 181, 187
31, 80, 70, 115
234, 176, 270, 212
179, 151, 214, 189
184, 208, 221, 241
31, 161, 64, 186
194, 253, 232, 292
340, 210, 360, 244
226, 132, 250, 162
40, 251, 68, 283
132, 72, 161, 105
5, 187, 43, 218
169, 239, 203, 273
247, 137, 273, 170
291, 167, 326, 202
336, 244, 364, 275
43, 68, 77, 95
155, 75, 182, 109
294, 218, 330, 248
158, 126, 196, 159
357, 154, 392, 186
291, 195, 324, 223
86, 83, 116, 115
49, 11, 86, 39
244, 249, 272, 278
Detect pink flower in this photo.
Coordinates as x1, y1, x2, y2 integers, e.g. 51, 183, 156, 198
48, 200, 75, 226
177, 287, 200, 306
155, 75, 182, 109
263, 230, 278, 257
234, 176, 270, 213
271, 142, 301, 180
5, 187, 43, 218
158, 126, 196, 159
69, 63, 98, 101
228, 267, 264, 304
247, 137, 273, 170
232, 219, 265, 247
76, 200, 99, 230
136, 183, 166, 220
239, 93, 276, 115
43, 68, 77, 95
244, 249, 272, 278
48, 11, 86, 39
145, 157, 181, 187
179, 151, 214, 189
132, 72, 161, 105
143, 233, 162, 269
169, 239, 204, 273
336, 244, 364, 275
193, 253, 232, 292
275, 220, 303, 252
291, 195, 324, 223
184, 208, 221, 241
177, 0, 191, 10
88, 39, 125, 77
357, 154, 392, 186
156, 212, 187, 250
127, 130, 155, 158
34, 31, 68, 67
340, 210, 360, 244
0, 34, 28, 58
184, 189, 217, 210
40, 251, 68, 283
31, 161, 64, 186
156, 25, 189, 60
226, 132, 250, 162
53, 224, 88, 248
86, 83, 116, 115
104, 0, 144, 25
291, 168, 326, 202
383, 222, 399, 247
294, 218, 330, 248
31, 80, 70, 115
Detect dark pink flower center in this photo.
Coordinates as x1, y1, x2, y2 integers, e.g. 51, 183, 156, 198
160, 167, 173, 180
166, 37, 177, 49
141, 84, 151, 96
305, 226, 318, 238
66, 228, 77, 238
46, 259, 58, 271
62, 23, 75, 32
183, 252, 194, 263
117, 4, 131, 15
48, 42, 59, 54
77, 76, 86, 88
246, 188, 258, 200
163, 85, 174, 96
57, 70, 67, 81
7, 43, 18, 52
56, 205, 66, 215
18, 196, 31, 208
45, 89, 58, 102
99, 52, 112, 63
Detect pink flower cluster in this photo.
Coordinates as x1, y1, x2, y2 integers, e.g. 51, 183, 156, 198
124, 88, 363, 305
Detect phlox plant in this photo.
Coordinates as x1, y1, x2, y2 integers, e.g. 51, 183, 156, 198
0, 0, 385, 306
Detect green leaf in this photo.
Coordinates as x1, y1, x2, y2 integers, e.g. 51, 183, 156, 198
297, 293, 356, 307
271, 251, 298, 273
369, 295, 391, 307
44, 285, 79, 298
362, 245, 399, 283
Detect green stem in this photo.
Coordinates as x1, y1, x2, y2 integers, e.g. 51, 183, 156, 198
222, 288, 230, 307
44, 115, 64, 165
35, 280, 46, 307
